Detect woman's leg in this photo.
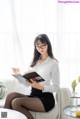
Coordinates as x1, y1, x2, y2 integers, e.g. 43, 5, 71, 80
4, 92, 27, 109
11, 97, 46, 119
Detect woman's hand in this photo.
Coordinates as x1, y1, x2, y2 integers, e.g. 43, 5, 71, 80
12, 68, 20, 74
29, 79, 44, 90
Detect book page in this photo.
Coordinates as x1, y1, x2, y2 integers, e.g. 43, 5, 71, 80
12, 74, 30, 86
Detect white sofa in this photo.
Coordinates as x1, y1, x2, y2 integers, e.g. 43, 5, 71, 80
0, 78, 71, 119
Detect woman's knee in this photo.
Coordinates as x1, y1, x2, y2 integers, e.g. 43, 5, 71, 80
6, 92, 20, 100
11, 98, 21, 109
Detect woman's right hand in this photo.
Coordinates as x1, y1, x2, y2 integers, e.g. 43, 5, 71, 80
12, 68, 20, 74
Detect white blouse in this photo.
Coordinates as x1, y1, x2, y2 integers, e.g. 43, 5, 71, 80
33, 56, 60, 93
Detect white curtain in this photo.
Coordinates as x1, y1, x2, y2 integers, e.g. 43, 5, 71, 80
0, 0, 80, 90
0, 0, 58, 78
57, 2, 80, 90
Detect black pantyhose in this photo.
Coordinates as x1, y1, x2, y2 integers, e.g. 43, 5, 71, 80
4, 92, 45, 119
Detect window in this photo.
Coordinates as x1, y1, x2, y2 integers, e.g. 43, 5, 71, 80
0, 0, 57, 78
0, 1, 80, 90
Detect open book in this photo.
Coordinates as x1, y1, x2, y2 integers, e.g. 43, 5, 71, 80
12, 71, 45, 84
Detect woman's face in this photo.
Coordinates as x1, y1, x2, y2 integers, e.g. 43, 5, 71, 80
35, 40, 48, 55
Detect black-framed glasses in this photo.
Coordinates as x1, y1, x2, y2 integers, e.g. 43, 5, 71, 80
36, 44, 47, 49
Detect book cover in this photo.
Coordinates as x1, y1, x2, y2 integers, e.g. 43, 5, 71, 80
12, 71, 45, 84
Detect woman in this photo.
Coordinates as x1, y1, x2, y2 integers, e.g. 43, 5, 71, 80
4, 34, 60, 119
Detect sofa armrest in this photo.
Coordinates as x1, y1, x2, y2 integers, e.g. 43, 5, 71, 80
60, 88, 71, 119
0, 82, 7, 99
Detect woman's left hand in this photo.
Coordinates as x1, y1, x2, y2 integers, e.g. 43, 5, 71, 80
29, 79, 44, 90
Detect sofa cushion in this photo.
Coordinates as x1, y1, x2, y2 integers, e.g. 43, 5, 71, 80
30, 104, 59, 119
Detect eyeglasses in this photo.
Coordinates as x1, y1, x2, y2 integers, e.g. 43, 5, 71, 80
36, 44, 47, 49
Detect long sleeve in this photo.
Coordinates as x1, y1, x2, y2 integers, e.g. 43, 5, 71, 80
42, 62, 60, 93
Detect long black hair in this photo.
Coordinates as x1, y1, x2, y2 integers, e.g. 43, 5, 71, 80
30, 34, 57, 67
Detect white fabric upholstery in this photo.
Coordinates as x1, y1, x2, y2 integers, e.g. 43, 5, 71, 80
0, 82, 7, 99
30, 105, 58, 119
0, 78, 71, 119
60, 88, 71, 119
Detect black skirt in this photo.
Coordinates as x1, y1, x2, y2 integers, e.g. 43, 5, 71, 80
28, 88, 55, 112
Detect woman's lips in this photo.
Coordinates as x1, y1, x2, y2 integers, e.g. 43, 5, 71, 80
40, 50, 44, 52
